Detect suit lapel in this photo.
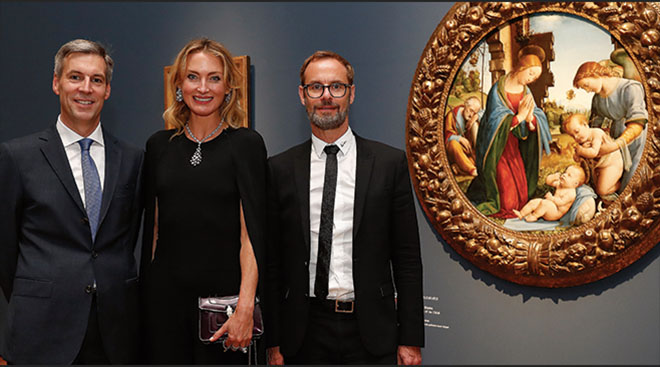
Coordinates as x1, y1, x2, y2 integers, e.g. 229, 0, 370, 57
294, 141, 312, 254
98, 128, 121, 229
353, 135, 374, 240
39, 126, 86, 214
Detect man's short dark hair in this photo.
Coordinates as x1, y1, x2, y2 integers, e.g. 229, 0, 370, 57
54, 39, 114, 83
300, 50, 354, 85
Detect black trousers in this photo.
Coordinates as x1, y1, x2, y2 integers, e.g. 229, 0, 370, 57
73, 295, 110, 365
285, 298, 396, 365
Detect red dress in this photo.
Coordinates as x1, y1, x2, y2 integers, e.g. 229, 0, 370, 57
491, 92, 537, 219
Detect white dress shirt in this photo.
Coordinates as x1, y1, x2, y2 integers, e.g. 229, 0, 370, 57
56, 115, 106, 207
309, 127, 356, 301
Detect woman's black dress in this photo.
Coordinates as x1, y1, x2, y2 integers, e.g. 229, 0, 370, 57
140, 127, 266, 364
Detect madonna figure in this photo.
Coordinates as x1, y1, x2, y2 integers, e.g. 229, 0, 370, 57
466, 45, 552, 218
141, 38, 266, 364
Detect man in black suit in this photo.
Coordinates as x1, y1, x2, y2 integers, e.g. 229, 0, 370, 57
265, 51, 424, 365
0, 39, 143, 364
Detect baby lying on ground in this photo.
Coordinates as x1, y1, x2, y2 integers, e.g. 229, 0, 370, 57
514, 165, 587, 222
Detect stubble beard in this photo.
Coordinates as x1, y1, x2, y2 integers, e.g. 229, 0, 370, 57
308, 102, 349, 130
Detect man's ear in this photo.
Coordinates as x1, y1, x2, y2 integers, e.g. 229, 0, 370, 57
52, 74, 60, 95
104, 83, 111, 100
298, 85, 306, 106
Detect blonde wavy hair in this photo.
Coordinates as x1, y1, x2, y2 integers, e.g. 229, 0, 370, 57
164, 38, 245, 136
573, 61, 619, 88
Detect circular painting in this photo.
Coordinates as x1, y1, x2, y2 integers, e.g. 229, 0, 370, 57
406, 2, 660, 287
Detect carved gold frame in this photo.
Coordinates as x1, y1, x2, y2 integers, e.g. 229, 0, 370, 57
406, 2, 660, 287
163, 55, 250, 128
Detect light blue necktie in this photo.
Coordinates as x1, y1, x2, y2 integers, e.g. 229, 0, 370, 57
79, 138, 102, 241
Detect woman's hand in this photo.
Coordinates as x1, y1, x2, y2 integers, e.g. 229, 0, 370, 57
525, 96, 535, 124
523, 96, 536, 129
210, 304, 255, 350
517, 94, 534, 125
527, 118, 536, 131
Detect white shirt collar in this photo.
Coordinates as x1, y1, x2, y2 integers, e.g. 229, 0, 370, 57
311, 127, 355, 159
56, 115, 105, 148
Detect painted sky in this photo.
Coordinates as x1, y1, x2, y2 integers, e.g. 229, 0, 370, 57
530, 13, 613, 111
461, 13, 618, 111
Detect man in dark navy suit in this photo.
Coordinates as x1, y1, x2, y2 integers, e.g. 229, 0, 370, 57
265, 51, 424, 365
0, 39, 143, 364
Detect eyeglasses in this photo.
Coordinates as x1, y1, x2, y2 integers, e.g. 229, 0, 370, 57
302, 82, 351, 99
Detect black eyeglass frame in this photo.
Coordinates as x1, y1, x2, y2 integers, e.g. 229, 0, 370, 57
301, 82, 352, 99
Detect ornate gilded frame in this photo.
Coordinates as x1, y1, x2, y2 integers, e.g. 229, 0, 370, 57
406, 2, 660, 287
163, 55, 250, 128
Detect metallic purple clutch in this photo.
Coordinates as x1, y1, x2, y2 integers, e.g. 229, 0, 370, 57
198, 295, 264, 344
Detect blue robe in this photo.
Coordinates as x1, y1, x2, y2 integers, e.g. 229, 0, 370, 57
466, 74, 552, 216
590, 78, 648, 191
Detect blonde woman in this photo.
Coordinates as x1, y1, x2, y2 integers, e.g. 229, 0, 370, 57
141, 38, 266, 364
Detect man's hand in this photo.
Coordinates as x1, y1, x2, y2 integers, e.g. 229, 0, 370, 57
267, 346, 284, 365
459, 136, 473, 155
397, 345, 422, 365
466, 112, 480, 131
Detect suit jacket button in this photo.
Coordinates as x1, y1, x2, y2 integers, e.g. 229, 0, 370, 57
92, 251, 98, 259
304, 261, 308, 266
85, 285, 93, 294
81, 217, 89, 224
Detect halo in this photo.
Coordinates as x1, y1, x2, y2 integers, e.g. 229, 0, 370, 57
518, 44, 546, 64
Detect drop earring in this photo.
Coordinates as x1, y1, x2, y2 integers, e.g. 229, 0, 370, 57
175, 87, 183, 102
224, 90, 232, 104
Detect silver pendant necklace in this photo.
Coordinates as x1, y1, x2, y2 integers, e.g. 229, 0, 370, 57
185, 121, 223, 166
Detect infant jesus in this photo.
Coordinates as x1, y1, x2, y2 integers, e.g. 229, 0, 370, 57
514, 165, 587, 222
563, 113, 623, 196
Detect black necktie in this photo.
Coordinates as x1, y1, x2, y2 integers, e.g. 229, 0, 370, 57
314, 144, 340, 299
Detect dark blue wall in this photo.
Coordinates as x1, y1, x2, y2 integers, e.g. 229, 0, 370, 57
1, 2, 658, 364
